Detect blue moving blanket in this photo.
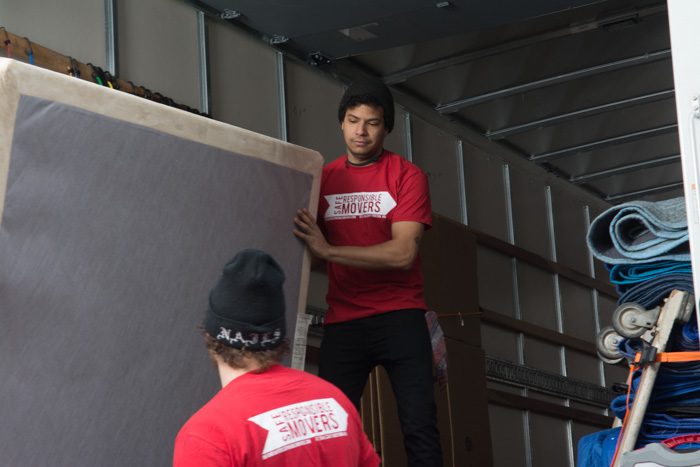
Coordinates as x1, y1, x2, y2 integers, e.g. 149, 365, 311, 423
608, 261, 692, 294
577, 427, 619, 467
587, 197, 690, 264
617, 273, 694, 307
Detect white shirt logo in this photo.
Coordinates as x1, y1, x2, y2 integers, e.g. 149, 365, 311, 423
248, 398, 349, 459
324, 191, 396, 220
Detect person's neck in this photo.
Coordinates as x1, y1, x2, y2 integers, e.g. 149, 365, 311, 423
347, 148, 384, 167
216, 358, 262, 388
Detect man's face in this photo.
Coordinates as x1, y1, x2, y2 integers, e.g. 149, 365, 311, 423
341, 103, 388, 164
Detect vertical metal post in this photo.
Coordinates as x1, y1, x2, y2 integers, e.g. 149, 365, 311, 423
544, 186, 556, 260
546, 186, 573, 466
104, 0, 118, 75
196, 10, 210, 115
506, 167, 530, 467
457, 140, 468, 225
503, 163, 522, 352
504, 164, 515, 245
545, 187, 566, 372
503, 163, 525, 376
582, 205, 596, 277
404, 112, 413, 162
276, 52, 288, 141
523, 411, 533, 467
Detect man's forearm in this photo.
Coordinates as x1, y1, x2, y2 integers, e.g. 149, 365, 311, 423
293, 209, 424, 270
323, 238, 417, 271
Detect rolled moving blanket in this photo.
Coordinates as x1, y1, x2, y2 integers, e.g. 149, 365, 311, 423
587, 196, 690, 264
608, 261, 692, 294
616, 273, 694, 308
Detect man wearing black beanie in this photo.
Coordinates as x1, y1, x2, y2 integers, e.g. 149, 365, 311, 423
173, 249, 379, 467
294, 80, 443, 466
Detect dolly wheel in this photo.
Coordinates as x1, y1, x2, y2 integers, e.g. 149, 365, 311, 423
596, 326, 624, 363
612, 303, 649, 339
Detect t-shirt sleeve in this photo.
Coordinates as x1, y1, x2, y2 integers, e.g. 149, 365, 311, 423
359, 437, 382, 467
390, 166, 432, 228
173, 432, 231, 467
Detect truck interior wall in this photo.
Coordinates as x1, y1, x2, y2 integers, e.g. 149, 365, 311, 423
0, 0, 106, 68
530, 412, 574, 466
387, 107, 409, 157
567, 348, 603, 394
283, 59, 345, 163
477, 246, 517, 317
551, 186, 594, 274
561, 279, 602, 381
561, 278, 598, 343
463, 145, 511, 242
509, 166, 551, 258
489, 404, 529, 466
518, 262, 558, 330
208, 19, 281, 139
481, 322, 520, 362
411, 116, 464, 222
117, 0, 200, 110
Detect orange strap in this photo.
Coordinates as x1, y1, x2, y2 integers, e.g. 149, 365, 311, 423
634, 350, 700, 364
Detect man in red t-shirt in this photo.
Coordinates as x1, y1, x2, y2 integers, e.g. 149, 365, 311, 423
293, 80, 443, 466
173, 249, 379, 467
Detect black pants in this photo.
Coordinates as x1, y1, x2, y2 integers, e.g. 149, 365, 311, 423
319, 309, 443, 467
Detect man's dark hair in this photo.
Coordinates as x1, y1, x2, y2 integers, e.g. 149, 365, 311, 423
337, 79, 395, 132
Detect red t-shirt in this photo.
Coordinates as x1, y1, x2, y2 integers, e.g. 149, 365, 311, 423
318, 151, 432, 324
173, 365, 379, 467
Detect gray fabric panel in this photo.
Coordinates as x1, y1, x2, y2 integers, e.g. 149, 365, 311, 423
0, 95, 311, 466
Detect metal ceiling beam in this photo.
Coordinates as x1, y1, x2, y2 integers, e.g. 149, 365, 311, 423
605, 181, 684, 202
188, 0, 645, 208
436, 49, 672, 114
382, 3, 667, 85
570, 154, 680, 184
529, 123, 678, 162
486, 89, 675, 140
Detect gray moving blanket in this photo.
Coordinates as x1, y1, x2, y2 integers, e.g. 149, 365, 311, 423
586, 196, 690, 265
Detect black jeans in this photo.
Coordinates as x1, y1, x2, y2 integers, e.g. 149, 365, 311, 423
319, 309, 443, 467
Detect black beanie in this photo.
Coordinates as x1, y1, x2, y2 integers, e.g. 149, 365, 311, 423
204, 249, 286, 350
338, 79, 395, 132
